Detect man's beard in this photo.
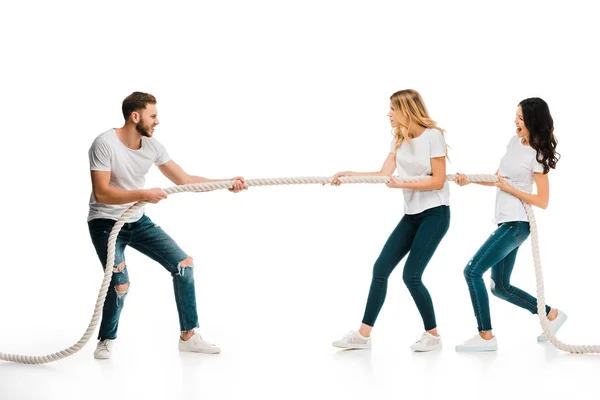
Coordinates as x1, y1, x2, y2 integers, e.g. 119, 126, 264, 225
136, 121, 152, 137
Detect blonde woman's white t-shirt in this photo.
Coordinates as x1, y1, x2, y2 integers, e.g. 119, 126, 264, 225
494, 135, 545, 224
390, 128, 450, 215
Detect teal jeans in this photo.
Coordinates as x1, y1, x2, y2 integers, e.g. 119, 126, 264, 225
362, 205, 450, 330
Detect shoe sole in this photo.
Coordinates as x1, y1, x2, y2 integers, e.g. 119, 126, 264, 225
179, 348, 221, 354
455, 346, 497, 352
411, 344, 442, 352
332, 344, 371, 349
537, 313, 568, 342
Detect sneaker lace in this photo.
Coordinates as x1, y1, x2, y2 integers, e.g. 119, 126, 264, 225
416, 332, 430, 344
191, 332, 216, 347
345, 331, 357, 338
191, 333, 202, 343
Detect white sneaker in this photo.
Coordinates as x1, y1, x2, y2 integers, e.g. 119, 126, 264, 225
332, 331, 371, 349
410, 332, 442, 352
455, 334, 498, 352
178, 331, 221, 354
537, 310, 568, 342
94, 339, 114, 359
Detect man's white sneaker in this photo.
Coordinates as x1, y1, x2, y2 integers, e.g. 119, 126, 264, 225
332, 331, 371, 349
178, 331, 221, 354
94, 339, 114, 359
537, 310, 568, 342
455, 334, 498, 352
410, 332, 442, 352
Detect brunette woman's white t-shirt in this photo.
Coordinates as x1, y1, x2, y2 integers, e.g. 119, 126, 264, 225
390, 128, 450, 215
494, 135, 545, 224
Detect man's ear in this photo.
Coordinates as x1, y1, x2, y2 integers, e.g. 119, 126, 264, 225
131, 111, 141, 123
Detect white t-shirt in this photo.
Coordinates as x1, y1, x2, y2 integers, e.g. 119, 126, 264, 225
494, 135, 544, 224
390, 128, 450, 215
87, 129, 171, 222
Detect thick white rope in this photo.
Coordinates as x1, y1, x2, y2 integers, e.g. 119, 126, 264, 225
0, 174, 594, 364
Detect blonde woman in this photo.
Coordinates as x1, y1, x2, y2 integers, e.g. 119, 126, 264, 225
332, 89, 450, 352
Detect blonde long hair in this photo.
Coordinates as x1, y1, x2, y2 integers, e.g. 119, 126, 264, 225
390, 89, 447, 155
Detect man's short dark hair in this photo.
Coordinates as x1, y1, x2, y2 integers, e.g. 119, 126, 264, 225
122, 92, 157, 120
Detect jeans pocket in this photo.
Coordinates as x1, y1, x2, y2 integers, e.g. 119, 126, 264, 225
89, 220, 115, 234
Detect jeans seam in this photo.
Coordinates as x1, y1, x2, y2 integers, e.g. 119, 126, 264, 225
466, 276, 484, 331
467, 225, 514, 331
470, 225, 514, 271
363, 216, 414, 327
409, 212, 446, 330
173, 278, 187, 330
497, 258, 538, 310
133, 242, 182, 273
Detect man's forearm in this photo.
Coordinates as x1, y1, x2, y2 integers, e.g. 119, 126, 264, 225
187, 176, 231, 184
95, 187, 148, 205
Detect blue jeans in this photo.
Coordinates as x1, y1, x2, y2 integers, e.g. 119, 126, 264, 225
463, 221, 551, 332
362, 205, 450, 331
88, 215, 199, 340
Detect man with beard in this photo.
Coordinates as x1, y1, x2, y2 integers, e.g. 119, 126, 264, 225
87, 92, 247, 359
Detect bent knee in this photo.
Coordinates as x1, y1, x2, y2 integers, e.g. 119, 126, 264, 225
114, 282, 129, 300
463, 260, 483, 280
372, 275, 388, 285
179, 256, 193, 267
402, 274, 422, 288
489, 279, 506, 298
115, 282, 130, 292
177, 256, 194, 277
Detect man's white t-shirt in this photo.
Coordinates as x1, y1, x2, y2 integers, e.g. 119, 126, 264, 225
390, 128, 450, 215
88, 129, 171, 222
494, 135, 544, 224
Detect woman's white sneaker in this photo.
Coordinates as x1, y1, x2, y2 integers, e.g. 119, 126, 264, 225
537, 310, 568, 342
410, 332, 442, 352
332, 331, 371, 349
455, 334, 498, 352
178, 331, 221, 354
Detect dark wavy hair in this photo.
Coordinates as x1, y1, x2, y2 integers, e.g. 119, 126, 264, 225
519, 97, 560, 174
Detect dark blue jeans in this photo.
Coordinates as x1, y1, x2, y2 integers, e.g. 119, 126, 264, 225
88, 215, 199, 340
362, 205, 450, 331
463, 221, 551, 332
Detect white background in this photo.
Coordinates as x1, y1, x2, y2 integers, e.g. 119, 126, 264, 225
1, 1, 599, 399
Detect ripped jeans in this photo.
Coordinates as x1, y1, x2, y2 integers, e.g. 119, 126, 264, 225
463, 221, 551, 332
88, 215, 199, 340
